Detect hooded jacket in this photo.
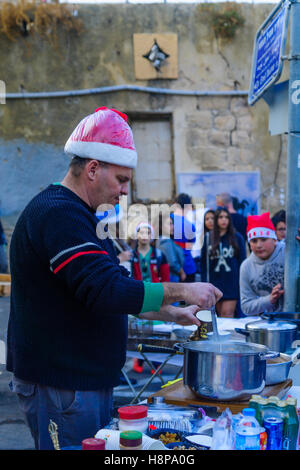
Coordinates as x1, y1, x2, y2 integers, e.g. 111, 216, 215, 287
239, 242, 285, 316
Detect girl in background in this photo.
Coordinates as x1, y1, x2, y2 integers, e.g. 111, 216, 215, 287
132, 222, 170, 283
204, 209, 215, 234
200, 208, 246, 318
131, 222, 170, 373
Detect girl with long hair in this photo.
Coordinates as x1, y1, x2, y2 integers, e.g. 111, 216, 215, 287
204, 209, 215, 234
200, 208, 246, 317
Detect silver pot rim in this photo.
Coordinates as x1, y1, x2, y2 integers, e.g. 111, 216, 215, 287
180, 339, 270, 355
245, 320, 298, 332
266, 352, 292, 365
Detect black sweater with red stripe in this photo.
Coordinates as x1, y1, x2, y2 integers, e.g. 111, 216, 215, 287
7, 184, 144, 390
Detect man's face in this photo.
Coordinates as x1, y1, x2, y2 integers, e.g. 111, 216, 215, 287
216, 195, 225, 207
249, 237, 277, 260
89, 162, 132, 210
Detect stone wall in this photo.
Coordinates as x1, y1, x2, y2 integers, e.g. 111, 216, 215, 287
0, 2, 288, 237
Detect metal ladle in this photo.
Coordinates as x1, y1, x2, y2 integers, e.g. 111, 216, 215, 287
210, 305, 220, 342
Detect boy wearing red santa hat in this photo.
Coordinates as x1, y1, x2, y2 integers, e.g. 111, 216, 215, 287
240, 212, 285, 315
240, 212, 300, 316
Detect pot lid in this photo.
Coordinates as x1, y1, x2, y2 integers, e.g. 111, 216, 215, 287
246, 320, 297, 331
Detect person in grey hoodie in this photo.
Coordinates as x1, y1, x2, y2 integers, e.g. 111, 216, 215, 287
240, 212, 297, 316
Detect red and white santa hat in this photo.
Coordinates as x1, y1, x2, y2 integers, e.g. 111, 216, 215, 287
247, 212, 277, 242
64, 107, 138, 168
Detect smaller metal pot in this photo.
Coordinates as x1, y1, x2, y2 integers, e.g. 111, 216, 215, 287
235, 320, 298, 353
266, 347, 300, 385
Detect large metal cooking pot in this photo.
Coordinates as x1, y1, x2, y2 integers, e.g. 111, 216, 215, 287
235, 320, 298, 353
179, 340, 277, 402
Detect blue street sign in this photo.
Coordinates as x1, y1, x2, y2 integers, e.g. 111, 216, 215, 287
248, 0, 290, 106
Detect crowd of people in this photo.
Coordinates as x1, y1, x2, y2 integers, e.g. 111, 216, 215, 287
2, 186, 290, 323
111, 191, 291, 324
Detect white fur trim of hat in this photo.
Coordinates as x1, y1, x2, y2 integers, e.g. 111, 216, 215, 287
247, 227, 277, 241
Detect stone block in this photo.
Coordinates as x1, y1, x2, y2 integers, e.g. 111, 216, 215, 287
186, 111, 212, 129
188, 145, 227, 169
186, 128, 209, 148
239, 148, 256, 165
199, 96, 229, 111
214, 114, 236, 132
208, 130, 230, 146
227, 147, 241, 165
227, 146, 255, 167
237, 115, 253, 132
231, 130, 251, 147
230, 97, 249, 116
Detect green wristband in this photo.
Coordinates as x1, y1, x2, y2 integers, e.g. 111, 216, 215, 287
140, 282, 164, 313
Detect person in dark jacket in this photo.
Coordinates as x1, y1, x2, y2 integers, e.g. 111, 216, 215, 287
157, 213, 185, 283
7, 107, 223, 449
216, 192, 247, 242
172, 194, 197, 282
200, 208, 246, 318
0, 218, 8, 273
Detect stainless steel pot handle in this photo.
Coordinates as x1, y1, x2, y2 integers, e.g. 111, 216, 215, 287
173, 343, 184, 353
291, 346, 300, 366
137, 343, 183, 355
259, 350, 280, 360
235, 327, 250, 336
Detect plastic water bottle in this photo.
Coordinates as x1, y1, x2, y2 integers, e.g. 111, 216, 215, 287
231, 413, 243, 449
235, 408, 261, 450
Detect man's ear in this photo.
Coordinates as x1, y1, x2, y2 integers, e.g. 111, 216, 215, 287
86, 160, 100, 180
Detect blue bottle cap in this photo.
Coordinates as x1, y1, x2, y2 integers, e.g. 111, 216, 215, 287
242, 408, 256, 416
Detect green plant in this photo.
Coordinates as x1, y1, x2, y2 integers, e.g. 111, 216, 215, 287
210, 7, 245, 40
0, 0, 83, 45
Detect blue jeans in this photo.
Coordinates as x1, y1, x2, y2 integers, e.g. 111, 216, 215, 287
10, 376, 113, 450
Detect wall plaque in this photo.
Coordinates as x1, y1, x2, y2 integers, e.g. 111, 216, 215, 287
133, 33, 178, 80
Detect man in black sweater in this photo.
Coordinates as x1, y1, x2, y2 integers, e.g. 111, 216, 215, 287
7, 107, 222, 449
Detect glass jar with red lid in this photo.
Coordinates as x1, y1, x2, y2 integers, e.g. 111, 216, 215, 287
118, 405, 148, 433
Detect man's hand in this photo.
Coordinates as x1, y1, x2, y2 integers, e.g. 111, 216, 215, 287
162, 282, 223, 309
140, 304, 201, 327
270, 283, 284, 304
